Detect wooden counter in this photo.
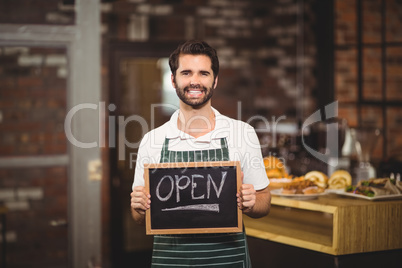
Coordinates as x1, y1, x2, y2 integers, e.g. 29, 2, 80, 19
243, 193, 402, 255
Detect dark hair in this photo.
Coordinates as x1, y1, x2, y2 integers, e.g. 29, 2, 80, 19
169, 40, 219, 79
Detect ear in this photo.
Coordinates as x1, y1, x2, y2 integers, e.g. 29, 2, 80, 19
171, 73, 176, 88
213, 76, 219, 89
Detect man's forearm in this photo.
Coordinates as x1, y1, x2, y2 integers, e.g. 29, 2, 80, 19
244, 187, 271, 218
131, 207, 146, 225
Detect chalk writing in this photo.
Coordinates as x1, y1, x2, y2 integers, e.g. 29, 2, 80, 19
155, 171, 228, 203
161, 204, 220, 212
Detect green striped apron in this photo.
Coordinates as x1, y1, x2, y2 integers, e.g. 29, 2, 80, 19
151, 137, 252, 268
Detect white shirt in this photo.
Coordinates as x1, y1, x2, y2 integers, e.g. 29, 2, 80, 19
132, 108, 269, 190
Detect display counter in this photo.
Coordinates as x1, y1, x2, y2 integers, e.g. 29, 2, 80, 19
243, 194, 402, 255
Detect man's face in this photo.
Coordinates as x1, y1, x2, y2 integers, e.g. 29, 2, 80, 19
172, 54, 218, 108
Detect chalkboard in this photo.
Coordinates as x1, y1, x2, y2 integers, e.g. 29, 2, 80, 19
144, 161, 242, 235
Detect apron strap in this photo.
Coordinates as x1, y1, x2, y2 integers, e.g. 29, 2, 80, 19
160, 138, 170, 163
160, 137, 229, 163
221, 137, 230, 161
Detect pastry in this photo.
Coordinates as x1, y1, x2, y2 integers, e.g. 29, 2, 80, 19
328, 170, 352, 190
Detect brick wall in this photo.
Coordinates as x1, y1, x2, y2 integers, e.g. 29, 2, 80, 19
0, 44, 69, 267
387, 46, 402, 101
388, 107, 402, 156
0, 47, 68, 156
103, 0, 318, 121
334, 0, 402, 160
0, 166, 68, 267
0, 0, 74, 25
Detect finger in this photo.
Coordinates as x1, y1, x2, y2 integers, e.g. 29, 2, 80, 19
131, 190, 151, 210
237, 197, 244, 209
132, 187, 151, 201
241, 184, 255, 195
242, 200, 255, 210
133, 194, 151, 208
132, 190, 150, 199
133, 186, 150, 196
241, 193, 256, 206
240, 183, 254, 191
132, 199, 150, 212
131, 193, 149, 205
241, 193, 256, 202
241, 187, 255, 194
240, 190, 256, 200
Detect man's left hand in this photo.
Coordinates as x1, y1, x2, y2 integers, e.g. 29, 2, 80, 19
237, 184, 256, 213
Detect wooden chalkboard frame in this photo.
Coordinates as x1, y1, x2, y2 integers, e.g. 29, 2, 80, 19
144, 161, 242, 235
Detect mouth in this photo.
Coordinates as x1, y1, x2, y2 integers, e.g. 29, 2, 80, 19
186, 88, 204, 98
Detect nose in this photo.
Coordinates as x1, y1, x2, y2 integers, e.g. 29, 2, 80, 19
190, 73, 201, 86
189, 83, 201, 89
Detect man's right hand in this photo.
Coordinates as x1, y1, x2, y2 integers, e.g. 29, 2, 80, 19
131, 186, 151, 216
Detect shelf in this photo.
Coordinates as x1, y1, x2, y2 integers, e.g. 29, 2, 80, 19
244, 194, 402, 255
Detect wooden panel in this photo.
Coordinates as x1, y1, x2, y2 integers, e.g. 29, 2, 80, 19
244, 195, 402, 255
244, 206, 333, 252
336, 200, 402, 254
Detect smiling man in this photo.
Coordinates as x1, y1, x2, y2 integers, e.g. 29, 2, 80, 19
174, 55, 215, 106
130, 40, 271, 268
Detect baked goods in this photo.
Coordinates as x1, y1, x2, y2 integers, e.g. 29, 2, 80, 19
268, 178, 292, 190
302, 186, 325, 195
266, 168, 284, 179
328, 170, 352, 190
276, 171, 329, 196
304, 171, 328, 188
264, 156, 289, 178
282, 179, 317, 194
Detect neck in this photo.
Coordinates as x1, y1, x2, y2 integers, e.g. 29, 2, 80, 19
177, 102, 215, 138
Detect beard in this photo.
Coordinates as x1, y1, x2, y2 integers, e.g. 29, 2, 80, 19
175, 83, 214, 108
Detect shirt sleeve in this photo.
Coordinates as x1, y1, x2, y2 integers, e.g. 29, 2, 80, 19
132, 139, 147, 189
239, 123, 269, 191
132, 132, 156, 189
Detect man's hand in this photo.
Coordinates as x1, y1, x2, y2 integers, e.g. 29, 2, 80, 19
237, 184, 256, 213
130, 186, 151, 224
237, 172, 271, 218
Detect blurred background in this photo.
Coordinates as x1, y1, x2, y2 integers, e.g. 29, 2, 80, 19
0, 0, 401, 267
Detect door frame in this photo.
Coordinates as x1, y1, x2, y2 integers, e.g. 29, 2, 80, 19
108, 40, 178, 264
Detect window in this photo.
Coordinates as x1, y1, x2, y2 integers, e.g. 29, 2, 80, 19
335, 0, 402, 161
